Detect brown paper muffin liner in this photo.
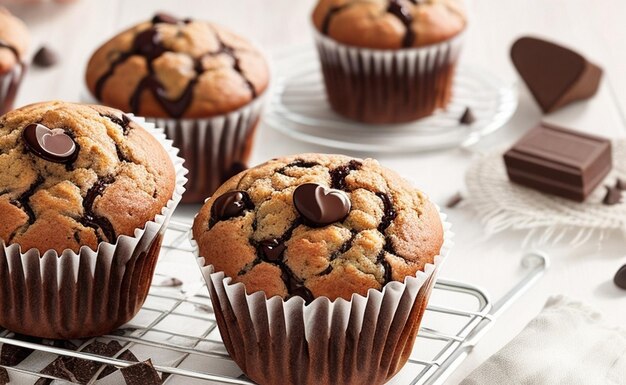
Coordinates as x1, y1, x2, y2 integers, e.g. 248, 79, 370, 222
196, 209, 452, 385
148, 96, 266, 204
0, 117, 187, 340
0, 63, 26, 115
314, 30, 464, 124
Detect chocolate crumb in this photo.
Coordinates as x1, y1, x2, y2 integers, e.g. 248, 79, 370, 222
121, 360, 162, 385
445, 192, 464, 208
603, 186, 623, 206
460, 107, 476, 125
33, 46, 59, 68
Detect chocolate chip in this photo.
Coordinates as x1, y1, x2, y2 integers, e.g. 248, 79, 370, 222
152, 12, 182, 24
617, 178, 626, 191
460, 107, 476, 125
210, 191, 253, 225
293, 183, 351, 227
0, 368, 8, 385
330, 160, 361, 190
132, 28, 166, 62
387, 0, 415, 47
33, 46, 59, 68
603, 186, 623, 206
1, 341, 35, 366
445, 192, 464, 208
614, 264, 626, 290
121, 360, 162, 385
259, 238, 286, 262
23, 124, 78, 164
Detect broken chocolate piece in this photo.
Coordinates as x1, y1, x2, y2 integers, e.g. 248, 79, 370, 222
616, 178, 626, 191
603, 186, 623, 206
504, 123, 612, 201
615, 264, 626, 290
0, 367, 8, 385
121, 360, 162, 385
459, 107, 476, 125
511, 36, 603, 113
445, 192, 464, 208
33, 46, 59, 68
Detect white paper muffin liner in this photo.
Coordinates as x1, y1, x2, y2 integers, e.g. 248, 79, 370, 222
195, 207, 452, 385
148, 95, 266, 204
0, 63, 26, 115
314, 29, 465, 124
0, 116, 187, 339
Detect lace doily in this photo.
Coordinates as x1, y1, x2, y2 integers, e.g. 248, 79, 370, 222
465, 140, 626, 246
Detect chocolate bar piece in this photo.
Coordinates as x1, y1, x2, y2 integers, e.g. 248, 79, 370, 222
504, 123, 612, 201
511, 36, 603, 113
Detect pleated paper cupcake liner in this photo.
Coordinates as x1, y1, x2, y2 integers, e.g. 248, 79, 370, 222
196, 208, 453, 385
0, 116, 187, 339
0, 63, 26, 115
314, 30, 464, 124
148, 96, 266, 204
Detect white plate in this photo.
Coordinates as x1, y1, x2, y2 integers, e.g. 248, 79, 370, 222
265, 46, 518, 154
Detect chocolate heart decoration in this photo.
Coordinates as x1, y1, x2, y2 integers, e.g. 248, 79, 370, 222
293, 183, 351, 227
511, 37, 603, 113
23, 123, 77, 164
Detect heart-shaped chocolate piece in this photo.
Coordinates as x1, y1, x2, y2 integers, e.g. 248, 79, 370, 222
511, 37, 603, 113
293, 183, 351, 227
23, 123, 77, 164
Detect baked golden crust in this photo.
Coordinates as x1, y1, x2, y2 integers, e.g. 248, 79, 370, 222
193, 153, 443, 302
0, 7, 29, 73
85, 16, 269, 119
0, 101, 176, 253
312, 0, 466, 49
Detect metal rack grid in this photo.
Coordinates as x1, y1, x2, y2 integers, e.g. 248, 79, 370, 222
0, 222, 548, 385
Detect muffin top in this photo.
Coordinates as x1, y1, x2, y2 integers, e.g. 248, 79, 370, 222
193, 153, 443, 302
0, 101, 176, 254
0, 7, 29, 73
312, 0, 466, 49
85, 13, 269, 119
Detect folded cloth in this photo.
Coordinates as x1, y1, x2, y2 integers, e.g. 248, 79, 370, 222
461, 296, 626, 385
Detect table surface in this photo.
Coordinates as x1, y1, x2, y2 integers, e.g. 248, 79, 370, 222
7, 0, 626, 384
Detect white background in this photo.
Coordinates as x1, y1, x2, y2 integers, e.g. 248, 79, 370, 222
7, 0, 626, 383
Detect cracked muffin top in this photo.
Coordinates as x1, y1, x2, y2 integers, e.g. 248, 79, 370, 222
312, 0, 466, 49
0, 101, 176, 254
193, 153, 443, 302
0, 7, 29, 73
85, 13, 269, 119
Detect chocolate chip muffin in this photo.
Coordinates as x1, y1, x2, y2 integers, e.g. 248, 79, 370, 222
0, 101, 183, 339
0, 7, 29, 115
85, 13, 269, 203
312, 0, 466, 123
193, 153, 443, 302
0, 101, 175, 253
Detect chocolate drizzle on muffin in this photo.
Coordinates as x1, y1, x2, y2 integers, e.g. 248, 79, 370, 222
195, 155, 443, 303
93, 13, 258, 119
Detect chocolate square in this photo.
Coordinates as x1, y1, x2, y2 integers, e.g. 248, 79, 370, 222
504, 123, 612, 201
121, 360, 162, 385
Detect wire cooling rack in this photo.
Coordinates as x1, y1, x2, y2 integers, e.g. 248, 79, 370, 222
0, 221, 548, 385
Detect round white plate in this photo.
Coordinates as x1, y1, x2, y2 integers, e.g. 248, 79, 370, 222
265, 46, 518, 154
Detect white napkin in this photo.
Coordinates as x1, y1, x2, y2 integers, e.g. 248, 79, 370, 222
461, 296, 626, 385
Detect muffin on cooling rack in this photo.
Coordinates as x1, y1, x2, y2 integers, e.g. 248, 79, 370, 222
0, 8, 29, 115
312, 0, 466, 124
193, 153, 451, 385
0, 101, 185, 339
85, 13, 269, 203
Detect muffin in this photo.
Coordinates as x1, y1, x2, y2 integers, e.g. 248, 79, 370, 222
0, 8, 29, 115
0, 101, 185, 339
312, 0, 466, 124
85, 13, 269, 203
193, 153, 450, 385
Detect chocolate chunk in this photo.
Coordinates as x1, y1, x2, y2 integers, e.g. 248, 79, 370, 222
617, 179, 626, 191
603, 186, 623, 206
511, 37, 603, 113
615, 264, 626, 290
132, 28, 166, 62
330, 160, 361, 190
460, 107, 476, 125
1, 342, 35, 366
152, 12, 183, 24
121, 360, 162, 385
445, 192, 464, 208
33, 46, 59, 68
259, 239, 286, 262
293, 183, 351, 227
210, 191, 253, 224
504, 123, 612, 201
376, 192, 397, 232
23, 124, 78, 164
281, 268, 314, 303
0, 367, 8, 385
387, 0, 415, 47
